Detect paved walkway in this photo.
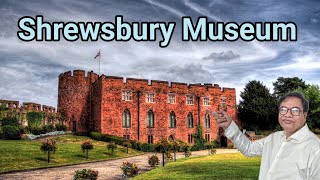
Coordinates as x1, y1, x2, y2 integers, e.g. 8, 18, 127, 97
0, 149, 238, 180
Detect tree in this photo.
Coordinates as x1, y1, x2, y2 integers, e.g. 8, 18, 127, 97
238, 80, 278, 131
81, 140, 93, 160
40, 139, 57, 163
294, 85, 320, 130
273, 77, 308, 99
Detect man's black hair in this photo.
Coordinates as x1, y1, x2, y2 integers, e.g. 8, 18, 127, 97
278, 92, 309, 112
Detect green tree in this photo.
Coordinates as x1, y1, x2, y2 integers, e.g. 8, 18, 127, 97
273, 77, 308, 99
294, 85, 320, 130
238, 80, 278, 131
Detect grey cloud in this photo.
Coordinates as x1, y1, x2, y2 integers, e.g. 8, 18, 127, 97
161, 63, 215, 84
202, 50, 240, 62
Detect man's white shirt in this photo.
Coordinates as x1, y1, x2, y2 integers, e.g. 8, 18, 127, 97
225, 121, 320, 180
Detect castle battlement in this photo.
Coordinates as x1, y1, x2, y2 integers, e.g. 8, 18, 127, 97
59, 70, 234, 94
0, 99, 56, 112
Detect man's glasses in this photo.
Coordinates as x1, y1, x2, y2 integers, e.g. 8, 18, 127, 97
279, 107, 302, 116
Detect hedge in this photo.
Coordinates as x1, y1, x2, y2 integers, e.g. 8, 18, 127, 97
3, 125, 20, 140
90, 132, 125, 145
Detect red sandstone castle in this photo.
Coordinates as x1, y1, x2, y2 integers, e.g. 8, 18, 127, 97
58, 70, 238, 144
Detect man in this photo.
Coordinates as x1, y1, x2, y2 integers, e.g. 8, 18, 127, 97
213, 92, 320, 180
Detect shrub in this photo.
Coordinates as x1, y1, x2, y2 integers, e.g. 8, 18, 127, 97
90, 132, 102, 141
1, 117, 19, 126
55, 124, 67, 131
121, 161, 139, 177
0, 127, 4, 139
40, 139, 57, 153
73, 169, 98, 180
148, 155, 160, 167
40, 139, 57, 163
43, 124, 55, 133
2, 125, 20, 140
131, 140, 139, 150
19, 126, 29, 134
29, 125, 45, 135
228, 144, 235, 149
165, 151, 173, 161
140, 143, 155, 152
212, 140, 220, 148
107, 141, 117, 155
89, 132, 125, 145
82, 140, 93, 159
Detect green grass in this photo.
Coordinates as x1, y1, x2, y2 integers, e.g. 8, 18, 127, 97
134, 153, 261, 180
0, 135, 142, 173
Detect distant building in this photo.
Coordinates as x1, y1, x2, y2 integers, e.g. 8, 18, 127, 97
0, 99, 56, 126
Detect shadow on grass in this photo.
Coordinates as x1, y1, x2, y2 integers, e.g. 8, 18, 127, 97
34, 157, 47, 161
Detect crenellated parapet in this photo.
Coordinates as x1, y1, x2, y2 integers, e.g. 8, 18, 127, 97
0, 99, 19, 109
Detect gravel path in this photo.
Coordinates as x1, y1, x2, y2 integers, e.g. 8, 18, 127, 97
0, 149, 238, 180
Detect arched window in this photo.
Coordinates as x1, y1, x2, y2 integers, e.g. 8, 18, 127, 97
204, 113, 210, 128
187, 112, 193, 128
169, 111, 176, 128
147, 110, 154, 128
122, 109, 131, 128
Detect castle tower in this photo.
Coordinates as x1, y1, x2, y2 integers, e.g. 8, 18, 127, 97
57, 70, 98, 132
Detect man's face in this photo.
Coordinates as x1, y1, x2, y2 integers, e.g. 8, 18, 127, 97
278, 96, 307, 137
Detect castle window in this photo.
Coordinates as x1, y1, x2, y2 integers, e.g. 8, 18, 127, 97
122, 90, 132, 101
187, 112, 193, 128
168, 94, 176, 104
186, 95, 194, 105
204, 113, 210, 128
203, 97, 210, 106
188, 134, 193, 144
169, 111, 176, 128
147, 110, 154, 128
146, 93, 155, 103
219, 97, 227, 111
205, 133, 210, 142
123, 135, 130, 140
148, 135, 154, 144
122, 109, 131, 128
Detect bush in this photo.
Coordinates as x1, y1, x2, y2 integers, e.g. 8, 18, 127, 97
30, 125, 45, 135
165, 151, 173, 161
43, 124, 55, 133
228, 144, 235, 149
40, 139, 57, 153
89, 132, 125, 145
107, 141, 117, 155
19, 126, 29, 134
131, 140, 139, 150
55, 124, 67, 131
148, 155, 160, 166
140, 143, 155, 152
0, 127, 4, 139
1, 117, 19, 126
2, 125, 20, 140
212, 140, 220, 148
82, 140, 93, 152
90, 132, 102, 141
73, 169, 98, 180
82, 140, 93, 159
121, 161, 139, 177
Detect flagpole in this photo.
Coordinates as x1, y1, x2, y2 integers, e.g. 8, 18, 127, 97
99, 49, 101, 75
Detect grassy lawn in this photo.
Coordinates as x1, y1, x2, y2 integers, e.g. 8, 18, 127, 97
134, 153, 261, 180
0, 135, 142, 173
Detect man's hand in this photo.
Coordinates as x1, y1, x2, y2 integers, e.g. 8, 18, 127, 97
212, 111, 233, 130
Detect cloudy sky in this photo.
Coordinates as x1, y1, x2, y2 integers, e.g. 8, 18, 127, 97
0, 0, 319, 108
